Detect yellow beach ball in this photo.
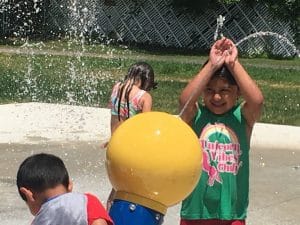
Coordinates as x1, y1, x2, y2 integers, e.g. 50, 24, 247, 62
106, 112, 202, 214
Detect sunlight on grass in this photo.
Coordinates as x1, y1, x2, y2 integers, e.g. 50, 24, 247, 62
0, 43, 299, 125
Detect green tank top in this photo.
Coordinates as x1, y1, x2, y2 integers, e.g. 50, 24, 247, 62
181, 104, 249, 220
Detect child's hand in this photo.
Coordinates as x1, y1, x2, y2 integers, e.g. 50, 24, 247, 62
223, 39, 238, 66
209, 38, 226, 69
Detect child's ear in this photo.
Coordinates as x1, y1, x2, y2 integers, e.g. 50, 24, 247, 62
19, 187, 41, 216
19, 187, 35, 202
135, 78, 142, 87
68, 180, 73, 192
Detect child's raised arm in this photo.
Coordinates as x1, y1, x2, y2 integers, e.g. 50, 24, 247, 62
179, 39, 226, 124
224, 39, 264, 138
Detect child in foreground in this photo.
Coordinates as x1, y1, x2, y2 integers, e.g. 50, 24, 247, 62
17, 153, 113, 225
179, 38, 264, 225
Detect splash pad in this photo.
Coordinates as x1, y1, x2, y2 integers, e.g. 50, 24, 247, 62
0, 4, 299, 223
0, 103, 299, 225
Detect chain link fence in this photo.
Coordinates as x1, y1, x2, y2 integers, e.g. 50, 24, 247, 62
0, 0, 298, 57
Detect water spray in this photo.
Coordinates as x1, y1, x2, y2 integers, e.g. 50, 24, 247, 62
214, 15, 225, 41
179, 15, 226, 119
236, 31, 300, 57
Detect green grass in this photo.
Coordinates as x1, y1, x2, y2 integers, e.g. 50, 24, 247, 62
0, 42, 299, 126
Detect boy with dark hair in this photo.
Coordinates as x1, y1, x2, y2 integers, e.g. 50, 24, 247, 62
179, 38, 264, 225
17, 153, 113, 225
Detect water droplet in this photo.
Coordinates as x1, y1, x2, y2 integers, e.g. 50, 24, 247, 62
292, 165, 300, 170
129, 204, 136, 211
155, 214, 161, 221
259, 162, 265, 167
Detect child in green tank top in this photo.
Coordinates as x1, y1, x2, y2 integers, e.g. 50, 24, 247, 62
179, 38, 264, 225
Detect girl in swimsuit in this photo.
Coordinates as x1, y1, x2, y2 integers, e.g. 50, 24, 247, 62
106, 61, 157, 210
108, 61, 157, 133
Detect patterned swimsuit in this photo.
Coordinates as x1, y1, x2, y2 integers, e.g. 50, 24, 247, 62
110, 82, 146, 118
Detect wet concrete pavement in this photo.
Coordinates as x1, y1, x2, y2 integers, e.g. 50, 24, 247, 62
1, 142, 299, 225
0, 103, 299, 225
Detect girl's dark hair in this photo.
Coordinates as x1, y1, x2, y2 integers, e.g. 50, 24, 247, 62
125, 62, 156, 91
213, 66, 237, 86
202, 59, 237, 85
116, 62, 157, 120
17, 153, 69, 201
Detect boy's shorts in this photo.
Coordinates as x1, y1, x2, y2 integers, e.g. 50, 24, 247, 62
180, 219, 246, 225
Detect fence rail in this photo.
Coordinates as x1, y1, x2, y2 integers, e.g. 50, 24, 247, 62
0, 0, 298, 57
